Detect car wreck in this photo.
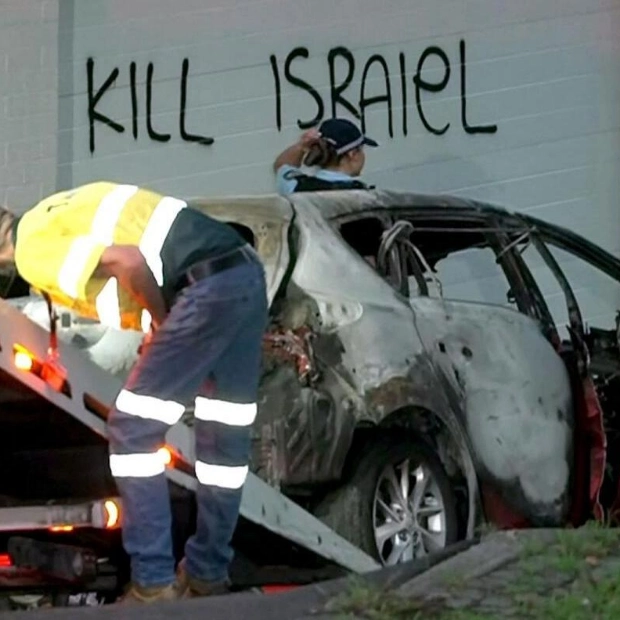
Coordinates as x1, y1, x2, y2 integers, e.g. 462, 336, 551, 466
2, 189, 616, 568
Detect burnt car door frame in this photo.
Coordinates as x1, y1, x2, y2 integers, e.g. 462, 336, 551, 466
379, 206, 560, 337
331, 209, 403, 289
387, 204, 607, 525
498, 220, 608, 523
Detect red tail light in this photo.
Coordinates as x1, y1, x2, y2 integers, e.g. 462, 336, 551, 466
261, 585, 299, 594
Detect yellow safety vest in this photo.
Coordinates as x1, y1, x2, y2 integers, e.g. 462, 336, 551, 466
14, 181, 187, 332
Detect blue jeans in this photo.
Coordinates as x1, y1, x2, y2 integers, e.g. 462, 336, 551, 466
107, 254, 268, 587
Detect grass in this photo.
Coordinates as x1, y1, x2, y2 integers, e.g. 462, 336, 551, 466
536, 577, 620, 619
326, 579, 426, 620
327, 522, 620, 620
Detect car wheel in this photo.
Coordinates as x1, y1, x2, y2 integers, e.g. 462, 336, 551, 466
314, 435, 459, 565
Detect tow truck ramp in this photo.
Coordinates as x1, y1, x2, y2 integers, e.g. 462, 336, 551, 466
0, 298, 379, 576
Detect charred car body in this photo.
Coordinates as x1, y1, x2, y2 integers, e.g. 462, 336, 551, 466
2, 190, 616, 572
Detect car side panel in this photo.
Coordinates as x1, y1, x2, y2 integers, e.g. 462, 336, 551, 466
258, 205, 476, 489
411, 296, 574, 525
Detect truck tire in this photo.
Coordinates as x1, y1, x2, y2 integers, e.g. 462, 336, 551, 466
314, 435, 459, 565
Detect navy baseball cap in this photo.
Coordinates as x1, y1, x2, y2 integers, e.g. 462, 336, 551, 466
318, 118, 379, 155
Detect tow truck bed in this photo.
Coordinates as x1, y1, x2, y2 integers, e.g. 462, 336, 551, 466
0, 297, 378, 605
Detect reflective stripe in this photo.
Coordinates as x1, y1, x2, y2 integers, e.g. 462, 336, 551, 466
115, 389, 185, 425
54, 186, 183, 326
141, 309, 152, 333
57, 185, 139, 300
96, 278, 121, 329
91, 184, 138, 244
194, 397, 257, 427
335, 134, 364, 155
109, 452, 166, 478
195, 461, 248, 489
140, 197, 187, 286
58, 236, 102, 298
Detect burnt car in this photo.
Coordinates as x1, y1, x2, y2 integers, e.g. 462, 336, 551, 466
3, 190, 615, 567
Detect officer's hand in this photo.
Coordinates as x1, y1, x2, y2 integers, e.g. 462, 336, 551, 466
299, 128, 321, 148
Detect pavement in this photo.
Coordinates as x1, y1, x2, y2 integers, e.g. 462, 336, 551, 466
5, 526, 620, 619
0, 540, 476, 619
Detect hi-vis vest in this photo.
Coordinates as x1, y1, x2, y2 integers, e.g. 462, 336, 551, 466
14, 182, 187, 332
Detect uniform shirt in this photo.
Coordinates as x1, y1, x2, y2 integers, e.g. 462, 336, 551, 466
13, 182, 243, 332
276, 164, 362, 195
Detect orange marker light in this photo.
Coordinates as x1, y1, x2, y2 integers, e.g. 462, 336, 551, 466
12, 344, 70, 396
158, 447, 173, 466
14, 350, 34, 371
104, 499, 120, 529
49, 525, 74, 532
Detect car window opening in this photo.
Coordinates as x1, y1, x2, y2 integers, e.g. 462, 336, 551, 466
226, 222, 256, 248
404, 220, 517, 308
339, 217, 385, 269
0, 267, 29, 300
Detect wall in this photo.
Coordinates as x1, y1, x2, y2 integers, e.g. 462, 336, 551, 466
3, 0, 620, 327
0, 0, 59, 210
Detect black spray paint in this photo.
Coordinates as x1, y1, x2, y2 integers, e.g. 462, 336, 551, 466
86, 57, 214, 154
284, 47, 324, 129
270, 39, 498, 137
399, 52, 407, 137
86, 58, 124, 153
360, 54, 393, 138
412, 46, 451, 136
180, 59, 214, 145
146, 62, 171, 143
87, 39, 497, 153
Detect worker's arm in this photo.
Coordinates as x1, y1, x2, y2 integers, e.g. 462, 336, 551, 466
95, 245, 167, 329
273, 128, 321, 172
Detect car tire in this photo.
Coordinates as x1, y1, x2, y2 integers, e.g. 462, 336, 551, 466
314, 435, 459, 565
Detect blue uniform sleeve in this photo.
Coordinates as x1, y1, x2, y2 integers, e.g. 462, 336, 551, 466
275, 164, 301, 195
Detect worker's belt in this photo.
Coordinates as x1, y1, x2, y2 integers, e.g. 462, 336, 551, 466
184, 244, 256, 286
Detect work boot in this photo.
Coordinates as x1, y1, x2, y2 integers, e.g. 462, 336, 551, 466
176, 558, 231, 598
117, 581, 180, 605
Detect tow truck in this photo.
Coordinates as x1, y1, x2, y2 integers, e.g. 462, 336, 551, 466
0, 191, 407, 608
0, 291, 382, 608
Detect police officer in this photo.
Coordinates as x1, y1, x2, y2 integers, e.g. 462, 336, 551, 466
0, 183, 268, 603
273, 118, 379, 194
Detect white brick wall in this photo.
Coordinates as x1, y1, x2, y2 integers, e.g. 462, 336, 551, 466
59, 1, 620, 241
0, 0, 58, 212
2, 0, 620, 327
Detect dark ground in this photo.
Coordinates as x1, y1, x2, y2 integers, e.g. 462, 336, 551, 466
4, 524, 620, 619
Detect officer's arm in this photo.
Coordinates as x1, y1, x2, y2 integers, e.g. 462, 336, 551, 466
273, 142, 306, 172
96, 245, 167, 329
273, 128, 321, 172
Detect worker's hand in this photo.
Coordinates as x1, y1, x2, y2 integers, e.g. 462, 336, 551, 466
137, 327, 156, 355
299, 128, 321, 148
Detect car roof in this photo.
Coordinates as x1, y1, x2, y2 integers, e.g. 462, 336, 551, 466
190, 189, 498, 219
189, 189, 620, 278
292, 190, 620, 282
285, 188, 489, 218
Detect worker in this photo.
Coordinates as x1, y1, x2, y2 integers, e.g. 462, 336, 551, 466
0, 184, 268, 603
273, 117, 378, 194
